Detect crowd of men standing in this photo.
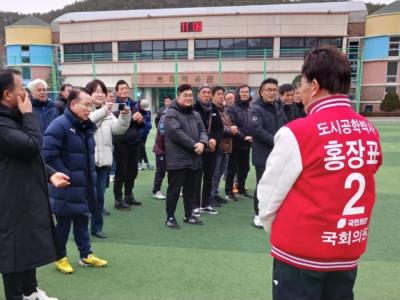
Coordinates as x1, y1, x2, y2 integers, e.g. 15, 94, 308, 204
159, 80, 305, 228
0, 45, 382, 300
0, 53, 305, 300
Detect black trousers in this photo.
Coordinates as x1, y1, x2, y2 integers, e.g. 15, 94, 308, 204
253, 166, 265, 215
139, 136, 149, 164
225, 148, 250, 194
152, 154, 166, 194
193, 152, 217, 208
166, 169, 197, 219
272, 259, 357, 300
113, 142, 139, 198
2, 269, 37, 300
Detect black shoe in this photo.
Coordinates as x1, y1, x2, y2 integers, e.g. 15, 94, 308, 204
239, 191, 252, 199
103, 208, 111, 216
214, 195, 228, 204
183, 215, 204, 225
165, 217, 180, 229
209, 199, 221, 207
92, 231, 107, 239
225, 193, 237, 202
125, 195, 142, 206
114, 197, 131, 210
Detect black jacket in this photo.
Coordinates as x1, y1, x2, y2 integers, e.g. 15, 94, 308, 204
280, 100, 301, 123
193, 100, 224, 150
164, 101, 208, 170
250, 98, 286, 167
226, 95, 253, 150
113, 97, 143, 145
54, 96, 67, 115
0, 104, 57, 273
296, 102, 306, 118
155, 107, 167, 128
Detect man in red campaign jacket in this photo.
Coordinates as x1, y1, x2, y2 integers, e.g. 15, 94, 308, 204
258, 46, 382, 300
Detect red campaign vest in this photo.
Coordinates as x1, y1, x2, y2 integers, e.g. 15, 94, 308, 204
271, 95, 382, 271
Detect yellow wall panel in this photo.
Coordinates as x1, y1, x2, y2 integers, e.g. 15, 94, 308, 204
366, 14, 400, 37
5, 27, 52, 45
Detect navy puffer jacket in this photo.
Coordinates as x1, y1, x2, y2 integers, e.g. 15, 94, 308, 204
31, 98, 59, 135
43, 109, 97, 216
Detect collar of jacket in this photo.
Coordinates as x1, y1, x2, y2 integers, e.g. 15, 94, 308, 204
171, 100, 193, 114
31, 98, 53, 108
256, 98, 277, 111
235, 96, 251, 108
64, 108, 96, 131
306, 95, 350, 115
57, 96, 67, 103
0, 103, 22, 123
116, 96, 135, 107
196, 99, 212, 113
215, 103, 224, 112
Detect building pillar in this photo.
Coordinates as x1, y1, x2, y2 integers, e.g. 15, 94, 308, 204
112, 42, 118, 62
342, 37, 348, 53
273, 37, 280, 58
188, 39, 195, 60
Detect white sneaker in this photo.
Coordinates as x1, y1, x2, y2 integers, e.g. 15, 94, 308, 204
200, 206, 218, 215
253, 215, 263, 228
153, 191, 166, 200
109, 174, 114, 182
192, 208, 201, 217
24, 288, 58, 300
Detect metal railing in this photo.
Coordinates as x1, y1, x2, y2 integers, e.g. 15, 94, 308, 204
1, 46, 371, 112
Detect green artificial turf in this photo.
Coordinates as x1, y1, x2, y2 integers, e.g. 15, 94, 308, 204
1, 121, 399, 300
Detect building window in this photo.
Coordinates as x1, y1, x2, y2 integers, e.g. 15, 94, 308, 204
195, 38, 273, 59
118, 40, 188, 60
347, 40, 360, 100
118, 41, 141, 60
386, 61, 398, 83
389, 37, 400, 57
63, 43, 112, 62
280, 37, 342, 57
195, 39, 220, 59
21, 45, 30, 64
22, 67, 31, 81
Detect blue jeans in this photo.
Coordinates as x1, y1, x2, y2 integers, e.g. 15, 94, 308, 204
91, 166, 110, 234
211, 151, 228, 197
55, 215, 91, 259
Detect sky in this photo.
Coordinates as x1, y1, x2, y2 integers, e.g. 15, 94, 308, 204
0, 0, 395, 14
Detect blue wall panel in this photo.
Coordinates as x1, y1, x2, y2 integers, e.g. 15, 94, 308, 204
6, 45, 22, 65
30, 45, 53, 65
364, 36, 390, 60
6, 45, 54, 65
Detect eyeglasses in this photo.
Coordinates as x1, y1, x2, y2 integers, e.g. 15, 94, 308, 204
262, 88, 278, 93
77, 102, 92, 109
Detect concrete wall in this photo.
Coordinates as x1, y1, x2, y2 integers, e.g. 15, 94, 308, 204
59, 13, 348, 43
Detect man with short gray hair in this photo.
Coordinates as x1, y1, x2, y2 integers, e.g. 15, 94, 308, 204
28, 79, 59, 135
